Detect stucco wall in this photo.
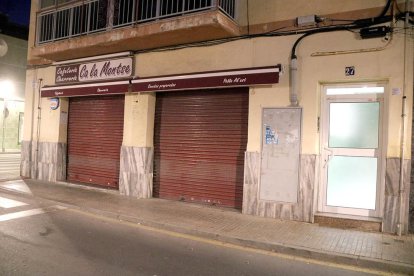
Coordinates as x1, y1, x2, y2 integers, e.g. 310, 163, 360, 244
24, 28, 413, 158
23, 67, 68, 144
246, 0, 387, 26
123, 92, 155, 148
134, 27, 413, 157
26, 29, 413, 157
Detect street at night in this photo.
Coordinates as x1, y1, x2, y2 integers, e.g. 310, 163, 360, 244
0, 0, 414, 275
0, 189, 379, 276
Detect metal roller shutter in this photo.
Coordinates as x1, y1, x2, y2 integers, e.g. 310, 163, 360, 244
154, 88, 248, 209
67, 95, 124, 188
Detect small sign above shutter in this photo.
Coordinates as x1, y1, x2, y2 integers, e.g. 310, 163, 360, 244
131, 65, 281, 92
41, 80, 130, 98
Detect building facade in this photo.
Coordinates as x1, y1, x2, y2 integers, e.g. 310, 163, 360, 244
0, 14, 27, 153
23, 0, 414, 234
0, 14, 28, 180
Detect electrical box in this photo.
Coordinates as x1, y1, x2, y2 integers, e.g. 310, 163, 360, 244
260, 108, 302, 203
296, 15, 318, 27
360, 26, 391, 39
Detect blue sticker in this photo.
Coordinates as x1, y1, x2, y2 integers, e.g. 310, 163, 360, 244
265, 125, 278, 145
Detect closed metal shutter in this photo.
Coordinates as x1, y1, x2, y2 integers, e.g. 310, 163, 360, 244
154, 88, 248, 209
67, 95, 124, 188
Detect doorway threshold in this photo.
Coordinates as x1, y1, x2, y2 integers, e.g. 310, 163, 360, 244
315, 212, 382, 232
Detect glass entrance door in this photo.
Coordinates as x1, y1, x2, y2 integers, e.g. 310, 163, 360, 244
0, 99, 25, 153
320, 85, 384, 217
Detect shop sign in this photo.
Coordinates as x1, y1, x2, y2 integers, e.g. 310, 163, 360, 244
131, 65, 281, 92
41, 81, 129, 98
55, 57, 133, 84
44, 65, 281, 98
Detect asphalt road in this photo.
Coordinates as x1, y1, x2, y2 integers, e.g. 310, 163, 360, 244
0, 191, 380, 276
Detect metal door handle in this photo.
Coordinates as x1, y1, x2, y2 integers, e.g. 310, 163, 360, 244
323, 148, 334, 168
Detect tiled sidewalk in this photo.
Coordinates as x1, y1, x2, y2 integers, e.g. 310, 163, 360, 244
0, 153, 20, 181
1, 179, 413, 273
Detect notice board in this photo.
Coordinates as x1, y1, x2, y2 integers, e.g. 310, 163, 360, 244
260, 108, 302, 203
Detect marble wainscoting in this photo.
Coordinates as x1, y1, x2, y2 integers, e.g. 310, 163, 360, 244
243, 151, 316, 222
20, 140, 66, 182
410, 171, 414, 233
21, 140, 32, 178
383, 158, 411, 234
119, 146, 153, 198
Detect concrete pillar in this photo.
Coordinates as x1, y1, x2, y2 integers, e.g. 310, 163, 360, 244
119, 92, 155, 198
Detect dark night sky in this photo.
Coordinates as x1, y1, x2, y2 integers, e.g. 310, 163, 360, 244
0, 0, 31, 26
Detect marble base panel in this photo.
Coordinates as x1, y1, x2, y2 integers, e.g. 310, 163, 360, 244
119, 146, 153, 198
410, 174, 414, 233
383, 158, 411, 234
20, 140, 67, 182
20, 140, 32, 178
243, 152, 316, 222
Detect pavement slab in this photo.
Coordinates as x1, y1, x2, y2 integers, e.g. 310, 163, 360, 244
0, 153, 21, 181
0, 178, 413, 274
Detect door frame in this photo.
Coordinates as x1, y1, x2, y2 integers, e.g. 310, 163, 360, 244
318, 82, 387, 218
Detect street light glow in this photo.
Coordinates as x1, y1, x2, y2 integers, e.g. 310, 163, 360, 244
0, 80, 15, 99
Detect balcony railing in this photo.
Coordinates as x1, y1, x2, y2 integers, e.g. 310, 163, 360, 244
37, 0, 236, 44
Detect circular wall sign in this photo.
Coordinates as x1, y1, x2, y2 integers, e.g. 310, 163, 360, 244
50, 98, 60, 110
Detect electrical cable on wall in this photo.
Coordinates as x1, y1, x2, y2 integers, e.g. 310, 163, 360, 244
135, 0, 412, 56
35, 78, 43, 179
290, 0, 394, 59
130, 0, 410, 108
310, 0, 401, 56
287, 0, 400, 106
246, 0, 250, 35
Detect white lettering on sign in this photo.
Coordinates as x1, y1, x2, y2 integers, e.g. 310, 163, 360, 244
233, 77, 247, 83
148, 84, 159, 89
56, 67, 77, 75
55, 91, 64, 96
78, 57, 133, 82
159, 83, 176, 89
223, 77, 247, 84
56, 75, 78, 82
56, 66, 79, 83
147, 83, 177, 90
97, 88, 109, 93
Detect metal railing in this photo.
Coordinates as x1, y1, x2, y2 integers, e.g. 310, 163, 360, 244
37, 0, 236, 44
218, 0, 235, 19
37, 0, 107, 43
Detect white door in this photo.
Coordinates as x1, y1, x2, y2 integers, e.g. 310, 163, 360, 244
320, 84, 385, 217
